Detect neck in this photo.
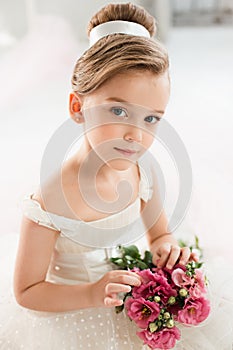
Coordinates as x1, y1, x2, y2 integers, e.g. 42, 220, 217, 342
74, 139, 137, 183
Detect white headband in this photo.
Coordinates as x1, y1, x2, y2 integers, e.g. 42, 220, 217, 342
89, 20, 150, 47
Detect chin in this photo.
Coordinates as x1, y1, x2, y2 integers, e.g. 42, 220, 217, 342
107, 158, 136, 171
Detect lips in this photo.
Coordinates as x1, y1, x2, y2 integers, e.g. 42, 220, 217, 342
114, 147, 138, 155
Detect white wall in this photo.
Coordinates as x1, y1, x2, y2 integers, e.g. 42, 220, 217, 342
0, 0, 171, 47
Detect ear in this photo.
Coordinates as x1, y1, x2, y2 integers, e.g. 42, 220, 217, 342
69, 93, 84, 124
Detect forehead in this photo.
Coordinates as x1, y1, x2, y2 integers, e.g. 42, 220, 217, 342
83, 70, 170, 112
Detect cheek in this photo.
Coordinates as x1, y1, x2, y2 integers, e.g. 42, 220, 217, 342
142, 130, 155, 149
86, 125, 120, 145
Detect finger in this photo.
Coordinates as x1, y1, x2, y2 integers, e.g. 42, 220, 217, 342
110, 271, 141, 286
166, 246, 181, 269
104, 296, 123, 307
189, 251, 199, 262
105, 283, 131, 295
156, 243, 172, 267
116, 274, 141, 287
179, 247, 191, 266
112, 270, 141, 281
152, 252, 160, 266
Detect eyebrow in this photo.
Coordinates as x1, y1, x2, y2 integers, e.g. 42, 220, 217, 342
105, 97, 165, 115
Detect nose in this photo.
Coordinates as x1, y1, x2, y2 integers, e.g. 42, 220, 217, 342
123, 127, 143, 143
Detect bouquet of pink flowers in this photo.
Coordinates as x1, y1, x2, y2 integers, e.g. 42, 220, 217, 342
110, 238, 210, 350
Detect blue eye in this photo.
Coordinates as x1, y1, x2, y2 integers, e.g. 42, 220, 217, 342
111, 107, 128, 119
144, 116, 161, 124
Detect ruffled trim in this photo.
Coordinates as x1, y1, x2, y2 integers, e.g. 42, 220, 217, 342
20, 162, 153, 244
138, 163, 153, 202
21, 194, 61, 232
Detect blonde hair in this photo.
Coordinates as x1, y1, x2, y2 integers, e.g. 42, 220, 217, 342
71, 3, 169, 95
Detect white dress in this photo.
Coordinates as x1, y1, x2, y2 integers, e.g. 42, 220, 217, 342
0, 163, 233, 350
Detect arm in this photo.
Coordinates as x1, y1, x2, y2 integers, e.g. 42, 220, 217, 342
13, 215, 94, 312
14, 216, 141, 312
141, 201, 191, 269
140, 170, 195, 269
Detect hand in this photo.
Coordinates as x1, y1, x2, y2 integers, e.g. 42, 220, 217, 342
152, 242, 198, 270
91, 270, 141, 308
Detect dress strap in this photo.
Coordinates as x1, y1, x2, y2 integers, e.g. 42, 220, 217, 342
137, 163, 153, 203
21, 194, 61, 232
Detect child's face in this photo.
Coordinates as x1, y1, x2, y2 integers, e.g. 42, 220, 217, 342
71, 70, 170, 170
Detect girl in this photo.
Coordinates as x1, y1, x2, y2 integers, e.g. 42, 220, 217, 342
0, 3, 232, 350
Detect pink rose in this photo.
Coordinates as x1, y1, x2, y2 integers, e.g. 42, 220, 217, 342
137, 327, 181, 350
125, 297, 160, 329
171, 268, 193, 287
194, 269, 207, 293
188, 270, 207, 298
131, 267, 140, 273
153, 273, 177, 303
138, 269, 156, 283
132, 270, 177, 303
177, 297, 210, 325
188, 285, 202, 299
132, 269, 161, 299
132, 269, 177, 303
132, 280, 157, 299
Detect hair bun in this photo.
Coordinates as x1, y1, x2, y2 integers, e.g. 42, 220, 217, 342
72, 3, 168, 95
87, 2, 156, 38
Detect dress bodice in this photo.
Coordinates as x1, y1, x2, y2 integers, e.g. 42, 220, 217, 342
21, 161, 153, 250
20, 161, 153, 284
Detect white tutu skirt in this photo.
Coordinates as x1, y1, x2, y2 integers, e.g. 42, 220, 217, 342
0, 300, 147, 349
0, 234, 233, 350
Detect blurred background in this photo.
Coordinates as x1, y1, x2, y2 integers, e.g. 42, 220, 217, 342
0, 0, 233, 262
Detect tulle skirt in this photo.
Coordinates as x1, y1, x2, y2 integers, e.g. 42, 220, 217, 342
0, 234, 233, 350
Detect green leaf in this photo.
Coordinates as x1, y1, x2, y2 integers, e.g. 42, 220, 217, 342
137, 261, 148, 270
110, 258, 123, 264
109, 258, 126, 268
122, 245, 140, 259
178, 240, 187, 248
143, 250, 153, 266
125, 255, 134, 261
195, 262, 203, 269
194, 235, 200, 249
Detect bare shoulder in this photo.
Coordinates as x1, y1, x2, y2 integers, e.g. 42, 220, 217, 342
13, 161, 77, 298
15, 179, 64, 296
32, 156, 80, 217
